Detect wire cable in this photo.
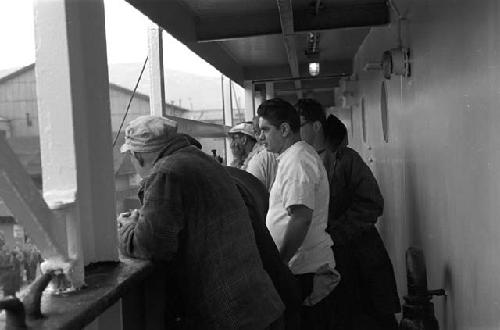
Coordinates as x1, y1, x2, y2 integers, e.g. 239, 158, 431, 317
112, 56, 149, 147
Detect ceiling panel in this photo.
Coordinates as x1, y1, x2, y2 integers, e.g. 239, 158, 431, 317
126, 0, 389, 84
220, 35, 288, 67
292, 0, 386, 10
183, 0, 387, 17
183, 0, 277, 17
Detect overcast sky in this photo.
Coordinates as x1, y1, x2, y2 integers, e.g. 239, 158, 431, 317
0, 0, 221, 77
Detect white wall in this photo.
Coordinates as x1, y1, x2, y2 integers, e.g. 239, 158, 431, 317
350, 1, 500, 328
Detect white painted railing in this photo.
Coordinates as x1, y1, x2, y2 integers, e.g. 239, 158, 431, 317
0, 135, 66, 262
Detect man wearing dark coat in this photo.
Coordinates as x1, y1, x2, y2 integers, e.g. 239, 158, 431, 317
117, 115, 284, 329
296, 99, 400, 330
225, 166, 302, 330
183, 134, 302, 329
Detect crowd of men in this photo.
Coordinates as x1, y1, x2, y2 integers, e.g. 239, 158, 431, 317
117, 98, 400, 329
0, 233, 43, 297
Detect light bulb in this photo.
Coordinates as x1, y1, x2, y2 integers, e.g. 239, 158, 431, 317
309, 62, 320, 76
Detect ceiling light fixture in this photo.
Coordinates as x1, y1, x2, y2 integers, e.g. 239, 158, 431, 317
306, 32, 321, 77
308, 62, 320, 76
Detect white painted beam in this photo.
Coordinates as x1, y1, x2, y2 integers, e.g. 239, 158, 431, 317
222, 77, 234, 165
276, 0, 302, 99
244, 80, 255, 121
148, 25, 167, 116
0, 137, 66, 261
34, 0, 118, 274
265, 82, 275, 100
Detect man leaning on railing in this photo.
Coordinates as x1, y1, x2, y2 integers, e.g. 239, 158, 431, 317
117, 115, 284, 329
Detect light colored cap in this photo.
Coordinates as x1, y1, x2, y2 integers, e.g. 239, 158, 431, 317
228, 122, 255, 140
120, 115, 178, 153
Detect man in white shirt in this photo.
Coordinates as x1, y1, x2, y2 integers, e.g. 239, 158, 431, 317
257, 98, 339, 329
245, 116, 278, 191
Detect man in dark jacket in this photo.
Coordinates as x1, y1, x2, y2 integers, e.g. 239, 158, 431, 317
118, 115, 284, 329
296, 99, 400, 330
225, 166, 302, 330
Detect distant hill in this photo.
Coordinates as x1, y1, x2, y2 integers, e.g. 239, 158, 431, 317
0, 63, 244, 112
108, 63, 244, 111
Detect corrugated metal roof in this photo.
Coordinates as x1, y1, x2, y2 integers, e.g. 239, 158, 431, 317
0, 64, 35, 85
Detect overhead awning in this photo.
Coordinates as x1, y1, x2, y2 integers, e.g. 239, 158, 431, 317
165, 115, 229, 138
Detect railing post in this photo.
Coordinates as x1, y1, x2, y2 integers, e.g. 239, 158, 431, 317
33, 0, 120, 327
34, 0, 119, 269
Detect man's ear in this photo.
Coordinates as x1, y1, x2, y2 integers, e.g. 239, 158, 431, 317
312, 121, 322, 133
280, 122, 291, 137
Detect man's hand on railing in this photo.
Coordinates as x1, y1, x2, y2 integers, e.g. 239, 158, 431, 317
117, 209, 142, 258
117, 209, 139, 229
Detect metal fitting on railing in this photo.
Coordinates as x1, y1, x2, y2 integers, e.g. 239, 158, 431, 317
0, 296, 26, 330
0, 272, 54, 329
40, 258, 85, 294
400, 247, 446, 330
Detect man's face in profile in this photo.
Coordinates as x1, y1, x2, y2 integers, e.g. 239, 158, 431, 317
229, 133, 248, 158
258, 117, 285, 154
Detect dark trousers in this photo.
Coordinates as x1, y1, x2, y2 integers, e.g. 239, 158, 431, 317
295, 273, 334, 330
330, 227, 400, 330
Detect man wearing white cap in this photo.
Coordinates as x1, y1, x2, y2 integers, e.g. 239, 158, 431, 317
118, 115, 284, 329
228, 122, 258, 168
229, 121, 278, 191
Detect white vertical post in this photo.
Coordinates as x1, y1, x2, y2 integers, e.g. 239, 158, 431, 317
244, 80, 255, 121
265, 82, 274, 100
254, 86, 264, 115
148, 25, 167, 116
223, 77, 234, 165
34, 0, 118, 278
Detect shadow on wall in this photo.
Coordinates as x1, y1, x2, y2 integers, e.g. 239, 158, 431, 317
442, 263, 456, 330
404, 157, 423, 248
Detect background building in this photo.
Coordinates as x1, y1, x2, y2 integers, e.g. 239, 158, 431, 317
0, 63, 244, 248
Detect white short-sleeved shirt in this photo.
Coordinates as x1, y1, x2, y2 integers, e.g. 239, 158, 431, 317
245, 144, 278, 191
266, 141, 335, 274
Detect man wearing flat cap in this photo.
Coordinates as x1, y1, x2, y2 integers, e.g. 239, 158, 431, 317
118, 115, 284, 329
